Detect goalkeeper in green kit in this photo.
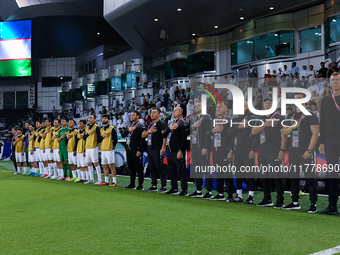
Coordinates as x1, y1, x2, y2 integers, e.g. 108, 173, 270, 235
57, 118, 71, 180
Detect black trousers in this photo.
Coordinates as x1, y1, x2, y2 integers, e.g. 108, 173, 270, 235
127, 151, 144, 187
167, 150, 188, 191
212, 149, 234, 195
258, 151, 284, 202
191, 148, 213, 192
11, 145, 16, 170
148, 149, 167, 187
324, 139, 340, 208
234, 149, 255, 191
289, 152, 317, 203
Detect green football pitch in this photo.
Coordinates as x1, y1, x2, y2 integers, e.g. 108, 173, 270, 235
1, 161, 339, 255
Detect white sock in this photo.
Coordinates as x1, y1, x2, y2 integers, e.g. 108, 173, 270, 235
95, 166, 102, 182
72, 170, 76, 178
112, 176, 116, 183
88, 166, 94, 180
44, 167, 49, 175
53, 167, 57, 177
39, 162, 44, 174
76, 169, 81, 179
219, 193, 223, 196
237, 189, 242, 198
81, 171, 85, 180
53, 163, 57, 173
249, 191, 254, 197
85, 171, 89, 180
293, 202, 299, 205
105, 176, 109, 183
23, 167, 27, 174
17, 167, 21, 173
48, 163, 53, 176
196, 190, 202, 193
57, 169, 62, 177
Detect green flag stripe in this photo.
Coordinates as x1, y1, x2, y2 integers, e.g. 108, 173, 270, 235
0, 59, 31, 77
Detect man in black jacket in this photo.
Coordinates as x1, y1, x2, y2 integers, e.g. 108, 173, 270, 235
204, 102, 235, 201
161, 107, 188, 196
142, 109, 167, 192
227, 102, 258, 204
188, 101, 214, 199
252, 98, 287, 208
122, 110, 145, 190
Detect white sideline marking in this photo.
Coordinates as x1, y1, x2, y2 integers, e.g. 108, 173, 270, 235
310, 245, 340, 255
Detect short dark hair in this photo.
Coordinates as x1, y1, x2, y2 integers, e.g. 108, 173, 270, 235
36, 120, 41, 124
54, 119, 60, 123
102, 114, 110, 119
61, 117, 68, 122
79, 120, 86, 125
132, 110, 140, 117
30, 124, 36, 129
46, 118, 52, 123
309, 101, 317, 108
16, 127, 23, 132
89, 114, 96, 119
69, 119, 77, 125
152, 108, 161, 114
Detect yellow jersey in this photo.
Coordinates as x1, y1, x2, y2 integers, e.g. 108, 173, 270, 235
85, 124, 99, 149
15, 135, 25, 153
28, 131, 35, 151
66, 129, 78, 152
100, 125, 115, 151
39, 128, 45, 150
44, 127, 53, 148
34, 128, 42, 148
52, 127, 60, 149
76, 129, 86, 153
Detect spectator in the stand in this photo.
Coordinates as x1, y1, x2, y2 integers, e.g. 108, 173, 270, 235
321, 85, 332, 98
186, 99, 194, 118
310, 90, 322, 111
280, 74, 290, 88
272, 70, 277, 78
180, 100, 187, 117
327, 62, 339, 78
324, 53, 332, 66
146, 93, 151, 102
300, 76, 308, 88
90, 108, 95, 115
308, 79, 320, 95
244, 85, 249, 101
229, 75, 236, 85
122, 99, 126, 108
169, 84, 175, 101
336, 52, 340, 68
290, 62, 299, 77
309, 101, 320, 120
285, 105, 293, 117
174, 86, 180, 100
247, 64, 257, 87
264, 69, 271, 87
154, 90, 162, 101
300, 65, 308, 78
140, 93, 145, 105
292, 74, 301, 87
277, 67, 283, 78
112, 97, 117, 109
43, 113, 48, 119
163, 89, 169, 106
155, 99, 161, 109
142, 98, 149, 109
76, 105, 80, 117
306, 65, 316, 81
159, 86, 165, 96
254, 89, 263, 110
167, 99, 173, 107
317, 62, 327, 78
118, 103, 124, 113
317, 76, 326, 89
283, 64, 291, 77
102, 106, 107, 114
186, 88, 190, 100
72, 105, 76, 118
319, 81, 330, 97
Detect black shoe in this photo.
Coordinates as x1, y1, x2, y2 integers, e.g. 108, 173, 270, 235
178, 190, 188, 196
166, 189, 179, 195
226, 196, 234, 202
76, 179, 85, 183
136, 186, 144, 191
189, 190, 203, 198
308, 203, 317, 213
146, 186, 158, 191
227, 196, 243, 203
202, 192, 213, 199
209, 194, 225, 201
158, 187, 167, 193
273, 202, 284, 209
243, 195, 254, 204
282, 202, 301, 210
257, 199, 273, 207
124, 184, 136, 189
319, 207, 339, 215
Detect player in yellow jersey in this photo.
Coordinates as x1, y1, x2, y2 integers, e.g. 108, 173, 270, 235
26, 124, 39, 176
75, 120, 88, 183
98, 114, 118, 186
13, 127, 26, 174
33, 120, 44, 176
66, 119, 78, 182
41, 119, 54, 178
81, 114, 102, 184
51, 119, 62, 179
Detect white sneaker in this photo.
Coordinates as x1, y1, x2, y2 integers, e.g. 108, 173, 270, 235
57, 177, 62, 181
84, 180, 94, 184
22, 172, 26, 175
50, 176, 57, 180
94, 181, 101, 185
44, 175, 51, 179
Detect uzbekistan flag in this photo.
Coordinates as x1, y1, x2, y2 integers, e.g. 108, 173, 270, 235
0, 20, 31, 77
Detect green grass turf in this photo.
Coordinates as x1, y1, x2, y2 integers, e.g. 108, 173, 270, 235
1, 161, 340, 255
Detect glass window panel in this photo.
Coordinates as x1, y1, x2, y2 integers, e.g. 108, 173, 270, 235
329, 16, 340, 44
231, 40, 253, 65
279, 31, 294, 55
300, 26, 321, 53
254, 33, 278, 60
